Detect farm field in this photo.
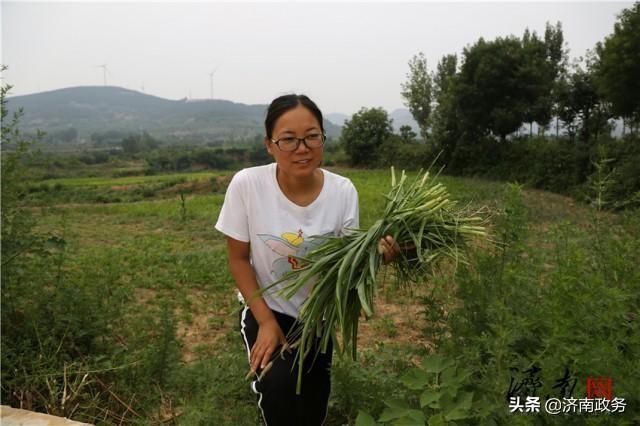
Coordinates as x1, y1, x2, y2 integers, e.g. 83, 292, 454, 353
5, 166, 639, 425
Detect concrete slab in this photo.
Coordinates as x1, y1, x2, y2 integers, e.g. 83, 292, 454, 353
0, 405, 93, 426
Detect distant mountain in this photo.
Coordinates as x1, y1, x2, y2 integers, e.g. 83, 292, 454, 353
389, 109, 419, 133
325, 113, 349, 126
326, 108, 419, 134
6, 86, 342, 143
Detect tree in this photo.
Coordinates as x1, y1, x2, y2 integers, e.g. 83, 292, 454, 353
545, 21, 566, 81
556, 76, 578, 141
433, 54, 457, 101
430, 54, 460, 163
398, 125, 417, 144
401, 52, 433, 142
1, 64, 63, 341
121, 131, 159, 154
453, 32, 563, 142
455, 36, 530, 141
595, 3, 640, 123
520, 23, 566, 137
545, 22, 568, 138
341, 107, 393, 167
524, 29, 553, 137
571, 69, 599, 142
557, 59, 610, 144
1, 67, 45, 272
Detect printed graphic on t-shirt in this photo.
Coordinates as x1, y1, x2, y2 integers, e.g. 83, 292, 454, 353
258, 230, 329, 279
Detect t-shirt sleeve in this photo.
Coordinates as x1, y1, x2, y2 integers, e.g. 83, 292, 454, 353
215, 171, 250, 242
341, 180, 360, 235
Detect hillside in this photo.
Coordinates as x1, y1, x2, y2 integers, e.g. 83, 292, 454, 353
7, 86, 342, 143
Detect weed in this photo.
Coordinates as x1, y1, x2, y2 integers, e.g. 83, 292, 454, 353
179, 191, 188, 222
373, 316, 398, 338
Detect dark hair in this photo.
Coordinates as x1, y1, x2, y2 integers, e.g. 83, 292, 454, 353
264, 94, 324, 139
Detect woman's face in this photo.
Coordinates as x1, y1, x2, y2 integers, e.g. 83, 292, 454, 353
266, 105, 324, 180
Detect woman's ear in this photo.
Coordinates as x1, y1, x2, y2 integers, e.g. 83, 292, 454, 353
264, 137, 274, 156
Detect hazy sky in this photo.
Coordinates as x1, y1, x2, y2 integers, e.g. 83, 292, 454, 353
2, 1, 633, 114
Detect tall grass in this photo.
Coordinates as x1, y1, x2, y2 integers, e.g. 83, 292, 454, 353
3, 152, 637, 424
355, 176, 640, 425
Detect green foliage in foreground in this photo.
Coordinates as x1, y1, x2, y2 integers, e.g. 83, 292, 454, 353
354, 183, 640, 426
2, 122, 638, 425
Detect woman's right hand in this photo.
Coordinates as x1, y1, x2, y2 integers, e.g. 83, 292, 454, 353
250, 317, 286, 373
227, 237, 287, 373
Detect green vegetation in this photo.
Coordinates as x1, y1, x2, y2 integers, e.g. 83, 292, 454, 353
3, 128, 638, 424
7, 5, 639, 209
341, 108, 394, 167
356, 181, 639, 425
352, 6, 640, 208
6, 86, 342, 145
2, 4, 639, 424
595, 3, 640, 120
401, 52, 432, 142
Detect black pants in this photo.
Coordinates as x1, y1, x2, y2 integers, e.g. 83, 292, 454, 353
239, 306, 333, 426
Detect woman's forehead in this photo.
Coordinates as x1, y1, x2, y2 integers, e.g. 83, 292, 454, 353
274, 107, 321, 133
278, 126, 320, 134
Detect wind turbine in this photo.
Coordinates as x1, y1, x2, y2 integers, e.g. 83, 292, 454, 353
98, 64, 111, 86
208, 65, 220, 100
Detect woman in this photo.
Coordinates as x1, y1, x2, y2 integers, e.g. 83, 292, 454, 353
215, 94, 398, 425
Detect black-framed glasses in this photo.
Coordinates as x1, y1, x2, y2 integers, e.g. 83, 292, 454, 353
270, 133, 325, 152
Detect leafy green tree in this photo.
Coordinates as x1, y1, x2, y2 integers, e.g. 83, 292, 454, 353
455, 36, 530, 141
2, 67, 65, 404
121, 131, 159, 154
398, 125, 417, 144
521, 28, 548, 137
544, 21, 567, 81
1, 67, 53, 274
401, 52, 433, 142
521, 23, 566, 137
432, 54, 457, 102
545, 22, 569, 137
430, 54, 461, 163
557, 59, 610, 143
453, 33, 564, 142
556, 76, 579, 141
341, 107, 393, 167
595, 2, 640, 125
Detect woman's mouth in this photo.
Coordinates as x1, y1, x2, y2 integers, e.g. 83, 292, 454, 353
293, 159, 311, 165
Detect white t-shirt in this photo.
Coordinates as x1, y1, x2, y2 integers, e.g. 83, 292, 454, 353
215, 162, 359, 318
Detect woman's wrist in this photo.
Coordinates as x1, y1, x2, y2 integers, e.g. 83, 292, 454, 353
249, 300, 277, 326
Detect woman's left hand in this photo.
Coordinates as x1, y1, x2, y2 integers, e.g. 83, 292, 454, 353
379, 235, 401, 265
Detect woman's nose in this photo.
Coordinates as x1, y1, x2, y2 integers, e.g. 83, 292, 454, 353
295, 139, 311, 153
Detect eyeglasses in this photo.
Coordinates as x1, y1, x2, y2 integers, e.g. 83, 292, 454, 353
271, 133, 325, 152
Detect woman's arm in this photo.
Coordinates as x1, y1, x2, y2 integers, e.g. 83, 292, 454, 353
226, 236, 286, 372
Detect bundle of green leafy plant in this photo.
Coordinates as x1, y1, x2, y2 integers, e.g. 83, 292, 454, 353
249, 168, 487, 394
